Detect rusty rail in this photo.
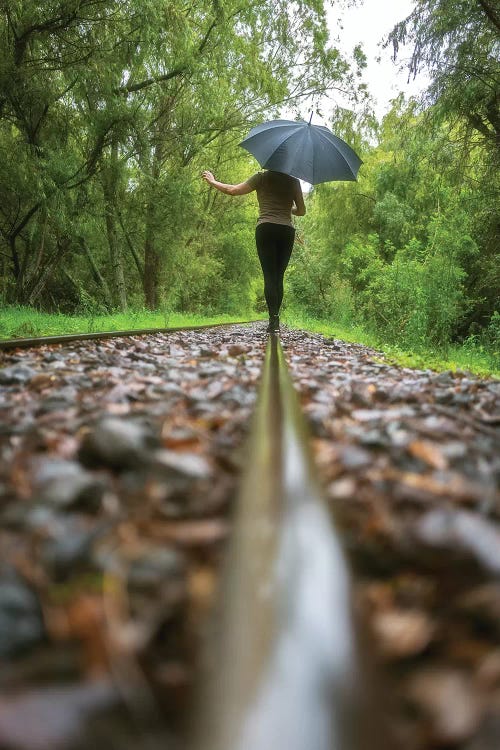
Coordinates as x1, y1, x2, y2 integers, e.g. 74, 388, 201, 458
190, 334, 382, 750
0, 319, 261, 351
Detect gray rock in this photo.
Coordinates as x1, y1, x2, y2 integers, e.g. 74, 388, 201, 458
338, 444, 372, 469
127, 546, 184, 591
34, 458, 105, 512
153, 449, 212, 480
0, 573, 44, 657
431, 370, 455, 385
434, 388, 455, 404
36, 387, 78, 414
78, 418, 158, 470
42, 522, 106, 580
416, 509, 500, 575
0, 365, 37, 385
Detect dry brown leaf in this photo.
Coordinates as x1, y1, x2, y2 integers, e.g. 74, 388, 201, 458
141, 519, 229, 547
408, 440, 449, 470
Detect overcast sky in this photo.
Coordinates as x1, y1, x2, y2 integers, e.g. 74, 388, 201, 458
326, 0, 429, 119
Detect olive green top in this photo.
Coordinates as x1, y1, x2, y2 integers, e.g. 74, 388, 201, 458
245, 171, 300, 228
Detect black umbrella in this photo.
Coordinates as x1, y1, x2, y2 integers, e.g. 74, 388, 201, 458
239, 117, 362, 185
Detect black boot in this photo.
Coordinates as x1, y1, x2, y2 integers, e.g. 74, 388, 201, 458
267, 314, 280, 333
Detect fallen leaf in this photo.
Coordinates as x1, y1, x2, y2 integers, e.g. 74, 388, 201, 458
407, 440, 449, 470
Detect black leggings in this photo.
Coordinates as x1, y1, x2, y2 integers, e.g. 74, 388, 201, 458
255, 222, 295, 318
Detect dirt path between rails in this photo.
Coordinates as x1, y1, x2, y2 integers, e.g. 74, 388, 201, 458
0, 324, 499, 750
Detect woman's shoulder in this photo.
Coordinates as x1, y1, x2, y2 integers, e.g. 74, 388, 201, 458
245, 171, 265, 189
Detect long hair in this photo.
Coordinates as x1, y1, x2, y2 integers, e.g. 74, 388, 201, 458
261, 170, 296, 195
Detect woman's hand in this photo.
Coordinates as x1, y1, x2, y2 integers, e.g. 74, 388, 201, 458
200, 172, 253, 196
202, 170, 215, 185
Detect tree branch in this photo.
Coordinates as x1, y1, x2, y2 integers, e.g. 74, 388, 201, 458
116, 66, 187, 95
476, 0, 500, 32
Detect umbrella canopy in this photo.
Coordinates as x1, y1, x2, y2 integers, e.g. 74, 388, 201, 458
239, 119, 362, 185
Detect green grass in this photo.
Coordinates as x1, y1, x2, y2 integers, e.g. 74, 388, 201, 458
282, 311, 500, 379
0, 305, 261, 341
2, 305, 498, 379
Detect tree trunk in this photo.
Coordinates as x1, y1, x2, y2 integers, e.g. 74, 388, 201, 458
80, 239, 114, 309
27, 234, 69, 306
143, 200, 160, 310
143, 139, 164, 310
102, 138, 128, 311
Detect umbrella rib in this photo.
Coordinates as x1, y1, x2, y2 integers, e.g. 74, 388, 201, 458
262, 128, 311, 174
241, 123, 306, 169
316, 129, 363, 169
313, 128, 362, 171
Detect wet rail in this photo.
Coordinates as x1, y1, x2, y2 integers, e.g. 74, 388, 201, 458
0, 319, 260, 351
1, 320, 498, 749
0, 321, 384, 748
190, 333, 382, 750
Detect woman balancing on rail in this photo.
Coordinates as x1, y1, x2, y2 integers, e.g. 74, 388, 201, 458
201, 169, 306, 333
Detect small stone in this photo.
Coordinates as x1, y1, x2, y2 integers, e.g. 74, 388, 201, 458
36, 388, 78, 414
440, 442, 468, 460
227, 344, 248, 356
337, 444, 372, 469
328, 477, 357, 499
416, 510, 500, 575
359, 428, 389, 447
0, 365, 37, 385
128, 547, 184, 591
78, 418, 158, 470
0, 573, 44, 657
372, 608, 435, 659
199, 348, 218, 358
406, 668, 483, 744
42, 523, 103, 580
34, 459, 105, 512
153, 450, 212, 480
431, 370, 455, 385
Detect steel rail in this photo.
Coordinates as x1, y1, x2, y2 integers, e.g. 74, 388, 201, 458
190, 334, 384, 750
0, 319, 262, 351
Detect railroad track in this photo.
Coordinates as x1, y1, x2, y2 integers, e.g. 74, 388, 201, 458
0, 321, 376, 749
190, 332, 379, 750
0, 319, 261, 351
2, 322, 498, 749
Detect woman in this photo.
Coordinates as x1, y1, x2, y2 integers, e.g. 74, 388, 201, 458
201, 169, 306, 332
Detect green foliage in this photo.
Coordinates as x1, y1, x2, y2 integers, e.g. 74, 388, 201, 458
288, 86, 499, 362
0, 0, 357, 312
387, 0, 500, 157
0, 305, 259, 340
0, 0, 497, 379
281, 310, 500, 379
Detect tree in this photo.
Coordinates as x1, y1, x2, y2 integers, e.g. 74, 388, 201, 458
387, 0, 500, 154
0, 0, 362, 310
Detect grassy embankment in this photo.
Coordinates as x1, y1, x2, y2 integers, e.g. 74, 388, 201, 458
281, 311, 500, 379
1, 306, 498, 379
0, 306, 260, 340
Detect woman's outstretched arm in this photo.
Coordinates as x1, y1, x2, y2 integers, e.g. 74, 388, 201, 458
202, 170, 254, 196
